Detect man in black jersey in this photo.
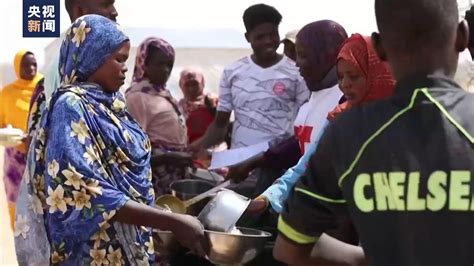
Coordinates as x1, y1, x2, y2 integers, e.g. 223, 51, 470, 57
274, 0, 473, 265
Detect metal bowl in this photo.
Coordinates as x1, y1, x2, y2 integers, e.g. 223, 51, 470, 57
198, 190, 250, 232
152, 230, 182, 257
155, 195, 187, 214
170, 179, 215, 215
204, 227, 272, 264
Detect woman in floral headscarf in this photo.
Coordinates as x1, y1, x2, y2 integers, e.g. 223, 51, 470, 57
126, 38, 194, 195
14, 15, 204, 265
0, 50, 42, 229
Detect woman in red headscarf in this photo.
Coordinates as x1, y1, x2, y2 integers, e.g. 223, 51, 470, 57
273, 33, 396, 266
328, 33, 395, 120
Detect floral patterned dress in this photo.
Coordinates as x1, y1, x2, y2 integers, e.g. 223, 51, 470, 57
15, 15, 156, 265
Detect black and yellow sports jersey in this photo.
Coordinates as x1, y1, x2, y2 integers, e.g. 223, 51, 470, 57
279, 76, 474, 266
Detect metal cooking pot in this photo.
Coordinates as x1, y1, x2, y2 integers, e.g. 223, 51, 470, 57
153, 227, 272, 264
168, 179, 214, 215
170, 179, 215, 200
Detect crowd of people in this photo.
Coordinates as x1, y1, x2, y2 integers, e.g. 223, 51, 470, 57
2, 0, 474, 265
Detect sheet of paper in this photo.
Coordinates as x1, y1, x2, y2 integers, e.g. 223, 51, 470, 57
209, 142, 270, 170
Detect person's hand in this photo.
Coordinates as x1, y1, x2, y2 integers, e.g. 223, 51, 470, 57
227, 153, 266, 183
214, 167, 229, 177
245, 197, 268, 215
208, 96, 218, 108
192, 147, 211, 162
187, 139, 204, 155
170, 214, 206, 257
226, 160, 254, 183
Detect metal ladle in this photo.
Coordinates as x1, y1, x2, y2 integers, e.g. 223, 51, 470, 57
155, 180, 231, 214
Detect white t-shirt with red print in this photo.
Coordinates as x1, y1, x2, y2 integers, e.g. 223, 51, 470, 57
217, 55, 309, 148
293, 85, 342, 154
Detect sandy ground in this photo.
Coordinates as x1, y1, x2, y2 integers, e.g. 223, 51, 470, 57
0, 147, 18, 265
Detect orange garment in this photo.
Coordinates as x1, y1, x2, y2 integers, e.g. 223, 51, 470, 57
0, 50, 43, 152
1, 50, 42, 229
8, 203, 16, 230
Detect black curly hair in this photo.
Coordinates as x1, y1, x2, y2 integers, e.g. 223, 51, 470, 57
243, 4, 282, 33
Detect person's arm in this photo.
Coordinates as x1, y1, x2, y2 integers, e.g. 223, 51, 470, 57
227, 135, 301, 183
259, 143, 318, 213
274, 233, 366, 266
41, 94, 205, 256
260, 121, 329, 213
274, 124, 361, 265
190, 69, 233, 151
196, 111, 231, 149
294, 75, 311, 108
226, 151, 265, 183
113, 201, 205, 255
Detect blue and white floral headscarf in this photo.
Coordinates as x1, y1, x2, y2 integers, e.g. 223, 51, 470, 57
59, 14, 128, 85
15, 15, 155, 265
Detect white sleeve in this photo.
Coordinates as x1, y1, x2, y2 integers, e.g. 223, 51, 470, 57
295, 75, 310, 107
217, 69, 233, 112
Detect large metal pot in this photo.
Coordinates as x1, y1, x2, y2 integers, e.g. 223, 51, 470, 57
198, 190, 250, 232
153, 227, 272, 264
204, 227, 272, 264
170, 179, 215, 215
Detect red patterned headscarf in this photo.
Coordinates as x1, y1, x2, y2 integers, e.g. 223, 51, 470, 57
328, 34, 395, 120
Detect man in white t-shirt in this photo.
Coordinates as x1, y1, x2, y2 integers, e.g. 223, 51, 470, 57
230, 21, 349, 215
190, 5, 308, 186
218, 55, 308, 149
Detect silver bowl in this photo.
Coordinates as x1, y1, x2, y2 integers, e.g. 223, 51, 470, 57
204, 227, 272, 264
170, 179, 215, 215
152, 230, 182, 257
198, 190, 250, 232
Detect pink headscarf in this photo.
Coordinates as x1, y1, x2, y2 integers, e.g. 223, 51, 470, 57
179, 68, 205, 90
132, 37, 175, 84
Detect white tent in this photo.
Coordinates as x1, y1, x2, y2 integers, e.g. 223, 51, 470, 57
43, 27, 251, 98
